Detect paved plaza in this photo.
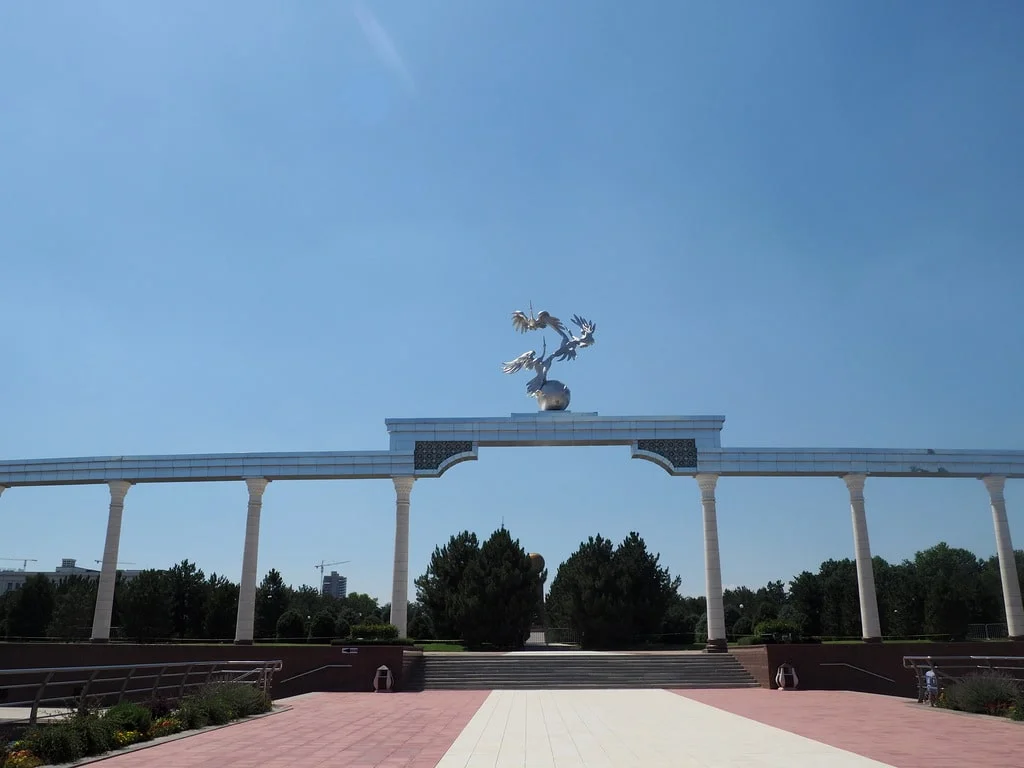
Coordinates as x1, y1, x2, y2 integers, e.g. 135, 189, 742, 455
90, 688, 1021, 768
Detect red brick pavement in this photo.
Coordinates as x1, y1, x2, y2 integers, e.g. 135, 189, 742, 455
97, 691, 489, 768
674, 688, 1024, 768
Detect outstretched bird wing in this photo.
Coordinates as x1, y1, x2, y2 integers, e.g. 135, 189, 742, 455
535, 311, 565, 334
571, 315, 596, 338
511, 310, 533, 333
502, 350, 537, 374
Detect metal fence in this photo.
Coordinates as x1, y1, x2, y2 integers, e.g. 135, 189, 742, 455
966, 623, 1009, 640
902, 655, 1024, 704
0, 659, 283, 724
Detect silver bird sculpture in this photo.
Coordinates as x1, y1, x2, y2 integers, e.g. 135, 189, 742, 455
501, 304, 597, 409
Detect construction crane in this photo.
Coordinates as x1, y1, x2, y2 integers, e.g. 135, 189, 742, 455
0, 557, 38, 569
315, 560, 350, 582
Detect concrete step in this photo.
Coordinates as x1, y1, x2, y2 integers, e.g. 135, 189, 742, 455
413, 652, 758, 691
415, 684, 761, 692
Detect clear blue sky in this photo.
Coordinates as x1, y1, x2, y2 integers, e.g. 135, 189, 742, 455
2, 1, 1022, 608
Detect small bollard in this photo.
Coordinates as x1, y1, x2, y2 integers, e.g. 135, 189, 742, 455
373, 665, 394, 693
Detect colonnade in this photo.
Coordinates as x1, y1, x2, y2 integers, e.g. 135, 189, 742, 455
383, 472, 1023, 644
5, 471, 1018, 645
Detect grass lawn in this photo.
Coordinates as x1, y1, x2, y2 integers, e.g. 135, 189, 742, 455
416, 642, 467, 652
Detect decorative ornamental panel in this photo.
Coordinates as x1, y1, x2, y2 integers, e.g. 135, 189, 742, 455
636, 439, 698, 469
413, 441, 474, 471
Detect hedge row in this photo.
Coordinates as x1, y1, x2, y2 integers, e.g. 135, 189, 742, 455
0, 683, 272, 767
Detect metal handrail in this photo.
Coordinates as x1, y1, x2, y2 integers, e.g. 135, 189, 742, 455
0, 660, 282, 724
276, 664, 353, 685
902, 655, 1024, 703
819, 662, 895, 683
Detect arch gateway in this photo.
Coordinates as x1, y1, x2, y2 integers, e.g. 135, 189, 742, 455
1, 409, 1022, 648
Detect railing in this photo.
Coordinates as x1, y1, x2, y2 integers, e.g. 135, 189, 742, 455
276, 664, 352, 685
966, 623, 1009, 640
0, 660, 283, 724
544, 628, 581, 645
819, 662, 895, 683
902, 655, 1024, 703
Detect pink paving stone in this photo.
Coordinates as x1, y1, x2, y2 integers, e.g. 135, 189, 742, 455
96, 691, 489, 768
673, 688, 1024, 768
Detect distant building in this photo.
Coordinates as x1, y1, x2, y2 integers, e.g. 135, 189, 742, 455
1, 558, 144, 593
322, 570, 348, 599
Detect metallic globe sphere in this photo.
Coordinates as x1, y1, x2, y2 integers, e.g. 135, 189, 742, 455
535, 380, 571, 411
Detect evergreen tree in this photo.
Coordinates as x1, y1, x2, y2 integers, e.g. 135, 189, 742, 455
167, 559, 208, 638
613, 532, 680, 641
547, 535, 626, 649
289, 584, 325, 624
203, 574, 239, 640
48, 575, 96, 640
414, 531, 480, 639
119, 570, 174, 642
7, 573, 56, 638
255, 569, 289, 639
457, 528, 538, 650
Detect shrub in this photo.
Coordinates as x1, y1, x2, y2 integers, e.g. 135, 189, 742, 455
146, 692, 176, 718
103, 701, 153, 736
351, 622, 399, 640
941, 672, 1023, 716
70, 713, 117, 755
408, 612, 435, 641
176, 698, 210, 730
149, 717, 184, 738
24, 722, 86, 764
334, 615, 352, 640
753, 619, 801, 640
276, 610, 307, 641
308, 611, 336, 643
731, 616, 753, 638
204, 696, 233, 726
4, 748, 43, 768
206, 683, 272, 718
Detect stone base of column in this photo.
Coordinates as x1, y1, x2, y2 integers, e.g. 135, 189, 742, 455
862, 636, 883, 644
89, 638, 110, 644
704, 638, 728, 653
234, 639, 254, 646
1009, 635, 1024, 642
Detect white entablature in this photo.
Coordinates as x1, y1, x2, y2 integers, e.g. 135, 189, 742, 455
1, 412, 1022, 486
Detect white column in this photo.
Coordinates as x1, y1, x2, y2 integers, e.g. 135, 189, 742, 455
843, 474, 882, 641
91, 480, 131, 642
234, 477, 269, 644
696, 473, 727, 651
390, 476, 415, 638
982, 476, 1024, 640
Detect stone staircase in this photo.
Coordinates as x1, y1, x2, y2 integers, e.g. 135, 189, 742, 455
405, 652, 759, 691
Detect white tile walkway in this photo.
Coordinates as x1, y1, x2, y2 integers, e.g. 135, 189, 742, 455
435, 689, 896, 768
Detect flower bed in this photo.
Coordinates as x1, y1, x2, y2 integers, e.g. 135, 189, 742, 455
0, 683, 272, 767
935, 671, 1024, 722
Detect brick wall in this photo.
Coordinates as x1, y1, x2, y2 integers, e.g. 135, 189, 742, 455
0, 643, 409, 700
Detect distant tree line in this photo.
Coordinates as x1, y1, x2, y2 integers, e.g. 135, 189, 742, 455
414, 530, 1024, 649
2, 540, 1020, 648
0, 560, 400, 643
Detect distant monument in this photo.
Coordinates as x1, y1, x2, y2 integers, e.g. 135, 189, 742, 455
528, 552, 547, 634
502, 305, 597, 411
